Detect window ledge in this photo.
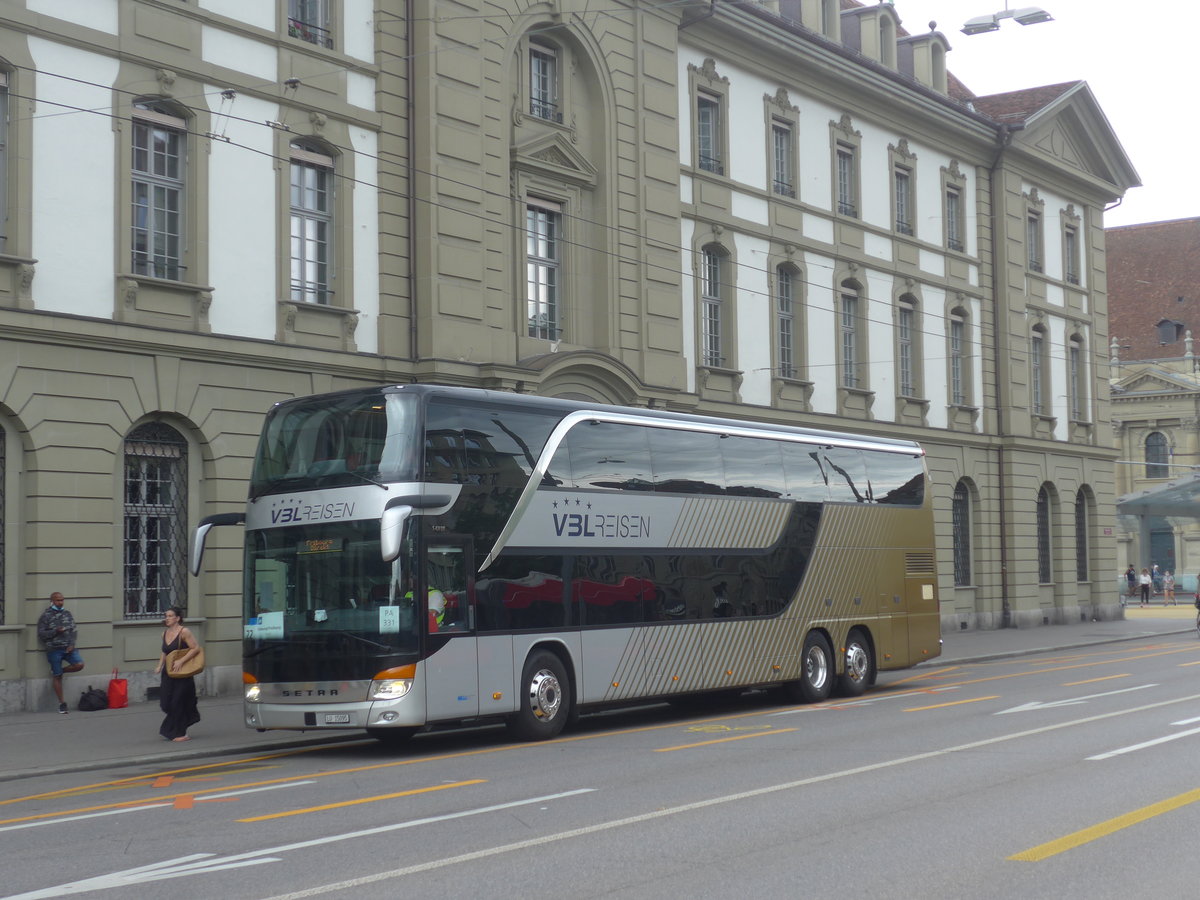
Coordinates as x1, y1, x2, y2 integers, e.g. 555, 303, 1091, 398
116, 274, 214, 332
277, 298, 359, 351
0, 254, 37, 310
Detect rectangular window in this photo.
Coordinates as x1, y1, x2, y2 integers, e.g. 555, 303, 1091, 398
1027, 212, 1043, 273
1031, 331, 1045, 414
1069, 340, 1083, 420
836, 144, 857, 217
529, 44, 560, 123
841, 293, 858, 388
289, 0, 333, 49
124, 425, 187, 619
527, 201, 561, 340
945, 186, 963, 252
697, 94, 722, 174
950, 315, 965, 406
701, 249, 723, 366
290, 147, 333, 304
777, 267, 795, 378
894, 167, 913, 235
898, 302, 914, 396
771, 121, 794, 198
131, 105, 185, 281
1064, 225, 1079, 284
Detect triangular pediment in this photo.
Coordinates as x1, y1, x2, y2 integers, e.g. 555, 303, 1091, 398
512, 133, 598, 188
1010, 83, 1140, 194
1113, 369, 1200, 395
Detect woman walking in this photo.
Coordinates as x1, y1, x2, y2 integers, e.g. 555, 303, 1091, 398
154, 606, 201, 742
1164, 571, 1177, 605
1139, 568, 1152, 607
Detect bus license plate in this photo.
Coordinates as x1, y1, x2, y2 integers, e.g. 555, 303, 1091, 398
324, 714, 351, 724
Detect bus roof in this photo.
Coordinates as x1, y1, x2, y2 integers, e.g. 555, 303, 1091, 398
268, 383, 924, 455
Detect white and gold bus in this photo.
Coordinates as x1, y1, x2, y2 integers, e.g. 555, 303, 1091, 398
192, 384, 940, 742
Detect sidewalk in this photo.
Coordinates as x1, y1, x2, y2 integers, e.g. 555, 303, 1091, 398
1, 607, 1193, 783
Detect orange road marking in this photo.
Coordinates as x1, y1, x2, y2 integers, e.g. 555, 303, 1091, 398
1063, 674, 1130, 686
238, 779, 487, 822
904, 695, 1000, 712
173, 795, 194, 810
153, 777, 175, 788
655, 728, 797, 752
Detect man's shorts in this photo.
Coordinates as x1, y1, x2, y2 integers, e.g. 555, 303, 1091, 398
46, 648, 83, 677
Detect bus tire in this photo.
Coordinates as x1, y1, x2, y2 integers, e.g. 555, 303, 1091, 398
836, 628, 873, 697
508, 650, 571, 741
786, 631, 833, 703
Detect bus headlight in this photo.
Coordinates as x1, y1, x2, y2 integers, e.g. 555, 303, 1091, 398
371, 679, 413, 700
245, 684, 262, 703
372, 664, 417, 701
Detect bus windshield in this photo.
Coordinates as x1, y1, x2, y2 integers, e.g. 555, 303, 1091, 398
243, 520, 418, 682
250, 391, 421, 497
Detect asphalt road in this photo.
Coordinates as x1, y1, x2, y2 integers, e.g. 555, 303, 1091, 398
5, 634, 1200, 899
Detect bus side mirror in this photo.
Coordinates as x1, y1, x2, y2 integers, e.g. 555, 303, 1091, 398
380, 504, 413, 562
191, 512, 245, 576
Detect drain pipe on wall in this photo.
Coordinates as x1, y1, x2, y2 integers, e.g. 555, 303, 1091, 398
988, 124, 1015, 627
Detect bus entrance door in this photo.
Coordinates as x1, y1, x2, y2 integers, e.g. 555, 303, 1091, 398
423, 540, 480, 723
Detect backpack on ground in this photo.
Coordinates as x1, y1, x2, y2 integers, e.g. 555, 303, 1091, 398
77, 686, 108, 711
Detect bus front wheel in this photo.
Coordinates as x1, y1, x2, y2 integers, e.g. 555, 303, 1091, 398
508, 650, 571, 741
837, 628, 873, 697
787, 631, 834, 703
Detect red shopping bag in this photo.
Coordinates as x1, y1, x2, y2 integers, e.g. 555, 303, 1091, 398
107, 668, 128, 710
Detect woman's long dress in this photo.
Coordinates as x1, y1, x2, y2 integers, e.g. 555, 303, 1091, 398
159, 632, 200, 740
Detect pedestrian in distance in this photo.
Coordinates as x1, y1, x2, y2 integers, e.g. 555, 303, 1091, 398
1139, 568, 1152, 607
1164, 571, 1176, 605
36, 591, 84, 714
1152, 564, 1163, 594
1124, 565, 1137, 602
154, 606, 201, 742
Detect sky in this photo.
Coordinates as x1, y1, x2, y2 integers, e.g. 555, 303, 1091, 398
893, 0, 1195, 228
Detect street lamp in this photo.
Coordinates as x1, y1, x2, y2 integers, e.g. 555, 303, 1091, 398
961, 2, 1053, 34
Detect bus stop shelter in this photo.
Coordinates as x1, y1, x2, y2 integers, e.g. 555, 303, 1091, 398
1117, 472, 1200, 584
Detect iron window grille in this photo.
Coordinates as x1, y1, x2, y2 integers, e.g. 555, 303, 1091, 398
1075, 491, 1088, 582
1036, 487, 1051, 584
124, 422, 188, 619
952, 481, 971, 586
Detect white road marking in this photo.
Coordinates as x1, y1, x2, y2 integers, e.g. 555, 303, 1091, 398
0, 782, 314, 834
1088, 725, 1200, 760
995, 684, 1157, 714
259, 691, 1200, 899
1, 789, 596, 899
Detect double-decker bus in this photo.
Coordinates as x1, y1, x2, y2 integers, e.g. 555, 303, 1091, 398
191, 384, 940, 742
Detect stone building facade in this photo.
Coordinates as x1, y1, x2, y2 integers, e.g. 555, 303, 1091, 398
0, 0, 1137, 711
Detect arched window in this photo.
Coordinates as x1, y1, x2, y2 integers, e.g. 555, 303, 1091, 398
1075, 489, 1089, 583
124, 423, 188, 618
1036, 485, 1051, 583
1145, 432, 1169, 478
952, 479, 971, 586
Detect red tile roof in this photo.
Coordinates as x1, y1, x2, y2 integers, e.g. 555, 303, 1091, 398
1108, 218, 1200, 361
970, 82, 1080, 123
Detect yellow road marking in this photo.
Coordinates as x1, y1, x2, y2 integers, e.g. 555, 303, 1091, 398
1180, 660, 1200, 667
237, 779, 486, 822
1010, 787, 1200, 861
655, 728, 796, 752
1063, 674, 1130, 686
903, 695, 999, 712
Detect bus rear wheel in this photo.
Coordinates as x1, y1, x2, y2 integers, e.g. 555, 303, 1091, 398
786, 631, 834, 703
837, 629, 873, 697
508, 650, 571, 741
